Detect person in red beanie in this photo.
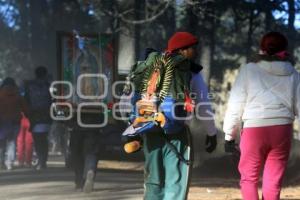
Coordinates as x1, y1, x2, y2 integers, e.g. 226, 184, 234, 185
139, 31, 217, 200
166, 32, 199, 54
224, 31, 300, 200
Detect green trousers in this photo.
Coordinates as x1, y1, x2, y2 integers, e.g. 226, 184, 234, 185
142, 128, 191, 200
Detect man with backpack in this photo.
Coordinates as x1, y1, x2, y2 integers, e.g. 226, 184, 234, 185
122, 32, 217, 200
25, 66, 52, 170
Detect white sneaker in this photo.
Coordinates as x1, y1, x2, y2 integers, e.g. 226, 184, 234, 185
83, 170, 94, 193
16, 161, 24, 168
6, 164, 12, 170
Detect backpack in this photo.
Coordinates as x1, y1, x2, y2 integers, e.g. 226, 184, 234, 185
123, 52, 161, 94
26, 80, 51, 111
122, 53, 194, 138
119, 52, 159, 120
25, 80, 52, 124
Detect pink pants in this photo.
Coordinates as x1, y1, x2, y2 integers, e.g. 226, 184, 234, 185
239, 124, 292, 200
17, 115, 33, 165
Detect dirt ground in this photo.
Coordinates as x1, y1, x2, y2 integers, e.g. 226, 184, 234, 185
188, 186, 300, 200
1, 153, 300, 200
187, 154, 300, 200
100, 155, 300, 200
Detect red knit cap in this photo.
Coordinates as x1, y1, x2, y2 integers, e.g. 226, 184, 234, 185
260, 32, 288, 55
166, 32, 198, 53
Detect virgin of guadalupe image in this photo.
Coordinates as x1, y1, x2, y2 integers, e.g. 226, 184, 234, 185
73, 39, 101, 104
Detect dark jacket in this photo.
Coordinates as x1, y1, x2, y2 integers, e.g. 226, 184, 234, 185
24, 79, 52, 126
0, 85, 28, 139
0, 86, 28, 122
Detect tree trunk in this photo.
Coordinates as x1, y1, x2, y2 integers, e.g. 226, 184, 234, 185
264, 9, 272, 31
134, 0, 143, 60
208, 7, 216, 85
162, 2, 176, 40
200, 45, 211, 84
287, 0, 296, 54
199, 2, 216, 85
262, 0, 274, 31
29, 0, 47, 66
18, 0, 31, 52
186, 5, 198, 35
246, 7, 254, 62
117, 1, 135, 74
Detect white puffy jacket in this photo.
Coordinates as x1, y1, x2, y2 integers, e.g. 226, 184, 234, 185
223, 61, 300, 141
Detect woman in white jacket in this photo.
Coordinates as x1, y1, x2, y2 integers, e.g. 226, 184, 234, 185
223, 32, 300, 200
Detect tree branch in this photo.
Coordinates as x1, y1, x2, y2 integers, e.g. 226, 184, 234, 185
119, 0, 172, 25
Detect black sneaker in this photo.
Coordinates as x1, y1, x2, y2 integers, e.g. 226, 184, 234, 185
75, 179, 84, 192
83, 170, 94, 193
75, 184, 82, 192
35, 164, 42, 171
0, 164, 5, 170
35, 164, 46, 171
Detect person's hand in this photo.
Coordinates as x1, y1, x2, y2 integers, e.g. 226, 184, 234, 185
205, 135, 217, 153
224, 140, 236, 153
